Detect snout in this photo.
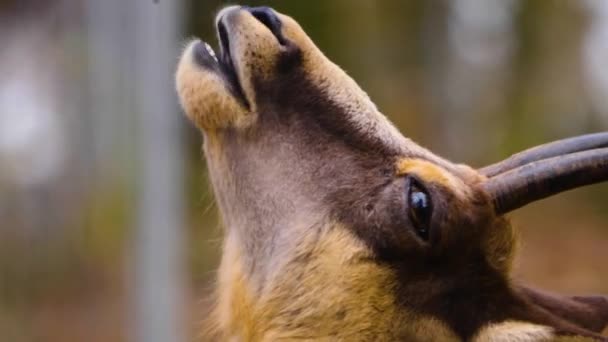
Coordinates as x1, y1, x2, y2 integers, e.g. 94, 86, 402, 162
176, 6, 299, 129
192, 5, 287, 107
212, 6, 295, 107
214, 6, 286, 48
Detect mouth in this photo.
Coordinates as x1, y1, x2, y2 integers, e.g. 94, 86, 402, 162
192, 22, 248, 108
191, 7, 287, 110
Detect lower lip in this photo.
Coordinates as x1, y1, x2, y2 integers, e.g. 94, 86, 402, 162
192, 41, 220, 70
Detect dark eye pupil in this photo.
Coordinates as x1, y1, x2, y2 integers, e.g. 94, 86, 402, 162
408, 182, 432, 241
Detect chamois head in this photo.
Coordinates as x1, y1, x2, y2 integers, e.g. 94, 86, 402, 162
176, 6, 608, 341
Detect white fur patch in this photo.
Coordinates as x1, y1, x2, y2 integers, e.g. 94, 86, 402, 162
473, 321, 554, 342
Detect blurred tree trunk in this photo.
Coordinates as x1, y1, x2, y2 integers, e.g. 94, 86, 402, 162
132, 1, 186, 342
424, 0, 518, 164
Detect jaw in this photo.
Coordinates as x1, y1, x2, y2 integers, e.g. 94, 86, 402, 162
175, 41, 250, 130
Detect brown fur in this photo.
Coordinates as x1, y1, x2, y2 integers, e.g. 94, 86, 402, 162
175, 6, 608, 341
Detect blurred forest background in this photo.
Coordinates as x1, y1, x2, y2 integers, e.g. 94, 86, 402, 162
1, 0, 607, 341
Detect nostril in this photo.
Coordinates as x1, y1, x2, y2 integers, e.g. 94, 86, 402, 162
246, 6, 286, 45
247, 7, 280, 31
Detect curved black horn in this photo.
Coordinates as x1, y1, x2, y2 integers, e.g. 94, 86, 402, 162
482, 148, 608, 214
480, 132, 608, 177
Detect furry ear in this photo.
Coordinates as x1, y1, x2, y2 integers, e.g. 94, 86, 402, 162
518, 285, 608, 333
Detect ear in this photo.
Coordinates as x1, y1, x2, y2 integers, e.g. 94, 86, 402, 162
518, 285, 608, 333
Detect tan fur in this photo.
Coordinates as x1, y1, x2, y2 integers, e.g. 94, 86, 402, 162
483, 215, 519, 274
473, 321, 555, 342
474, 321, 599, 342
395, 158, 470, 198
212, 224, 460, 341
175, 41, 253, 130
212, 233, 257, 340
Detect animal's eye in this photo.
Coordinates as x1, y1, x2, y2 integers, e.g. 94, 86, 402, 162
407, 178, 433, 241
